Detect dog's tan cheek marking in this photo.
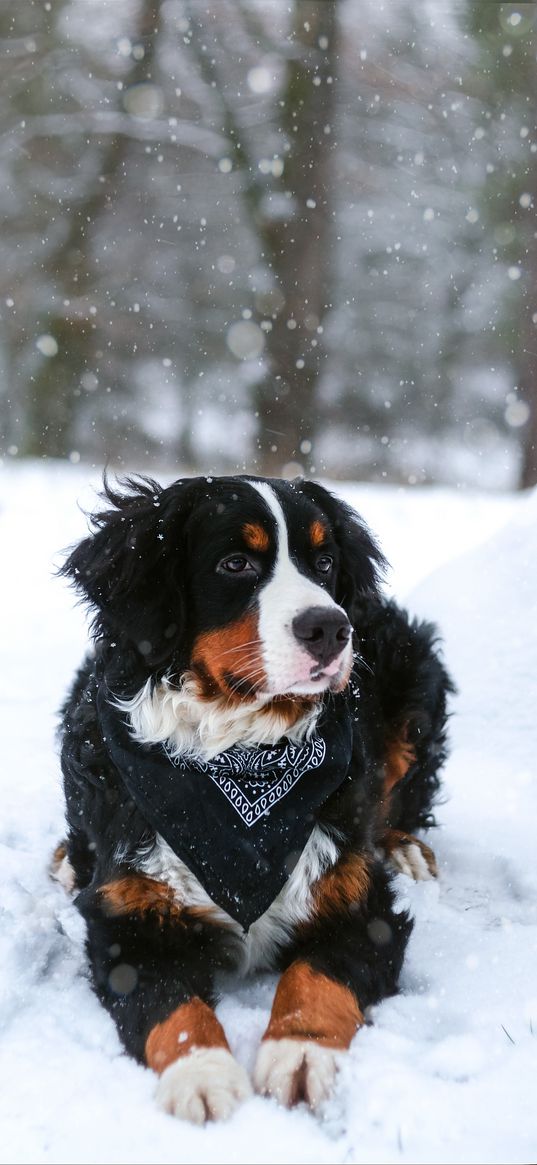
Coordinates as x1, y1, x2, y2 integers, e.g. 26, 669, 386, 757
192, 610, 266, 698
145, 998, 230, 1074
310, 519, 327, 548
263, 962, 364, 1050
243, 522, 270, 552
312, 853, 371, 921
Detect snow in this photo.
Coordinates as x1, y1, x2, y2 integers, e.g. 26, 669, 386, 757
1, 460, 536, 1165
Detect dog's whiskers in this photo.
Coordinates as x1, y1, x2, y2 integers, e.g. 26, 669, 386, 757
217, 639, 264, 658
354, 651, 374, 676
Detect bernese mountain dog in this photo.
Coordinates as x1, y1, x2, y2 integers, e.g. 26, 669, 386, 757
53, 474, 453, 1124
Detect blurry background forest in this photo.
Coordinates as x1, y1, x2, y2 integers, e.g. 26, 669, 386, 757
1, 0, 536, 489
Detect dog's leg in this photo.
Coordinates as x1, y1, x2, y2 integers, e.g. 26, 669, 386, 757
254, 859, 412, 1111
147, 999, 252, 1123
254, 962, 362, 1110
76, 873, 251, 1123
380, 730, 438, 881
50, 830, 96, 892
49, 841, 77, 893
382, 733, 437, 880
381, 826, 438, 880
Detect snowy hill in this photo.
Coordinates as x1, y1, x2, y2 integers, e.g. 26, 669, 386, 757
1, 461, 536, 1165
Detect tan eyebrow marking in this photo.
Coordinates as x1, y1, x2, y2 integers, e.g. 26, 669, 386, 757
310, 519, 327, 548
242, 522, 270, 552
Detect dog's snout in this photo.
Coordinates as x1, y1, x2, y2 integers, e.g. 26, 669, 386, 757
292, 606, 351, 667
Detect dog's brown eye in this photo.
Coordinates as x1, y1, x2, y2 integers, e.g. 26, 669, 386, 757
218, 556, 255, 575
316, 555, 333, 574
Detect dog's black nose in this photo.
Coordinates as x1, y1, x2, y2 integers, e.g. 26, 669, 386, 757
292, 606, 351, 667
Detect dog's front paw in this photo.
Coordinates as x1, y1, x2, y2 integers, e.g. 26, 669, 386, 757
155, 1047, 252, 1124
253, 1037, 341, 1112
389, 835, 438, 881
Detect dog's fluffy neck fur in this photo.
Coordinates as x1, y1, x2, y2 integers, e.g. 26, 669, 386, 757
115, 672, 322, 761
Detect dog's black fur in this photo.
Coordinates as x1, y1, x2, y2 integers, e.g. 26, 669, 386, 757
56, 474, 453, 1114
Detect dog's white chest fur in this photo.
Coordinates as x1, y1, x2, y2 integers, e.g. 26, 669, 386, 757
137, 826, 339, 973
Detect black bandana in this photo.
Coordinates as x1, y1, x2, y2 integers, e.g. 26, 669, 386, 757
97, 681, 353, 929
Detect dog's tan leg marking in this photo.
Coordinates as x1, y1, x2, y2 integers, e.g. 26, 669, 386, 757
383, 827, 438, 881
312, 853, 370, 919
384, 729, 416, 795
380, 726, 437, 880
145, 998, 229, 1071
146, 999, 252, 1124
100, 874, 185, 921
254, 962, 363, 1111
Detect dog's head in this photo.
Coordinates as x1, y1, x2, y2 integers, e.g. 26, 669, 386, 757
62, 474, 385, 703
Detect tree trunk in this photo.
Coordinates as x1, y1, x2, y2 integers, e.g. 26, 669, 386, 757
254, 0, 338, 475
519, 216, 537, 488
21, 0, 162, 459
520, 370, 537, 488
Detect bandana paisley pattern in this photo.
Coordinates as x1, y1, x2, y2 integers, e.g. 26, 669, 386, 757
167, 738, 327, 827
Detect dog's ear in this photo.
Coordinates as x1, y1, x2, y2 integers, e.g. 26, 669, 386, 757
298, 480, 387, 614
60, 474, 199, 666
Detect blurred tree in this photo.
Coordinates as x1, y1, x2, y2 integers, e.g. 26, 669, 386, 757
464, 0, 537, 487
23, 0, 162, 459
183, 0, 338, 473
0, 0, 228, 465
252, 0, 338, 473
322, 1, 474, 480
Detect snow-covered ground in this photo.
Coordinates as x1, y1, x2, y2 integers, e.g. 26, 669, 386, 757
1, 460, 536, 1165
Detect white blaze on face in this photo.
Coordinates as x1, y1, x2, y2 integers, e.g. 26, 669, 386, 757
248, 481, 352, 696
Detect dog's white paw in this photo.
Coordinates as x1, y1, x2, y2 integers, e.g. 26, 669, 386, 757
253, 1038, 341, 1112
50, 848, 76, 893
389, 838, 437, 881
155, 1047, 252, 1124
